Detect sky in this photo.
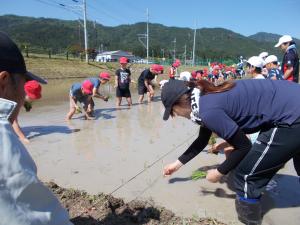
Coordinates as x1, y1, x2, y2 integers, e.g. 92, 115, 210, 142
1, 0, 300, 39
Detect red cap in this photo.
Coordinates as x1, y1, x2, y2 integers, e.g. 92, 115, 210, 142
151, 64, 164, 73
82, 80, 93, 95
24, 80, 42, 100
119, 57, 128, 64
172, 62, 179, 67
175, 59, 181, 66
191, 71, 197, 78
99, 72, 111, 80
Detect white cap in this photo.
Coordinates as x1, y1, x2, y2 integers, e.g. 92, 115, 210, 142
247, 56, 264, 68
265, 55, 278, 64
259, 52, 268, 59
275, 35, 293, 47
179, 71, 192, 81
159, 80, 169, 89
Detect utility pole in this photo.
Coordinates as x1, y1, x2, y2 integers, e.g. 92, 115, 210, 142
94, 20, 98, 50
173, 38, 176, 60
192, 20, 197, 67
184, 44, 187, 66
83, 0, 88, 63
146, 8, 149, 64
58, 0, 88, 61
137, 8, 149, 64
161, 48, 164, 58
78, 20, 81, 47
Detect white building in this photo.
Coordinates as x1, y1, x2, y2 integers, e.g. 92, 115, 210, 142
95, 50, 135, 62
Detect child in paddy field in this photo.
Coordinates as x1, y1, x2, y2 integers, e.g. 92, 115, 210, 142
115, 57, 132, 107
138, 64, 164, 104
12, 80, 43, 144
168, 59, 180, 80
66, 80, 94, 120
86, 72, 111, 117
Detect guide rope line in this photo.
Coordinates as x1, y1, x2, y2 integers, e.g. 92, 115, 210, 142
109, 131, 198, 196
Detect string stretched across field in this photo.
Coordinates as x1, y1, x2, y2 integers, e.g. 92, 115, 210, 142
108, 131, 198, 196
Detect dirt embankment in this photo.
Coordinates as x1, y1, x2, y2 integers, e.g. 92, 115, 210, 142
47, 182, 226, 225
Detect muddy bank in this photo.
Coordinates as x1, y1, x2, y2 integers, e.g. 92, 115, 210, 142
47, 182, 226, 225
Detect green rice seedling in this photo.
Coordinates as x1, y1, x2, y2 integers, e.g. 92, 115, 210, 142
191, 170, 207, 180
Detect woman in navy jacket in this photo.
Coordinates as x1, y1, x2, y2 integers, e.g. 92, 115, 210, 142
161, 79, 300, 225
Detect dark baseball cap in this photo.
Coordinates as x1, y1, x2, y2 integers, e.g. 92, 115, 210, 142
0, 32, 47, 84
161, 79, 189, 121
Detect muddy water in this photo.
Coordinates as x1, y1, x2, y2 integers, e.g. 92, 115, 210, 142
19, 79, 300, 225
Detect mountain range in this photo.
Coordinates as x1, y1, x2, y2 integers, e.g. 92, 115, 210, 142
1, 15, 299, 60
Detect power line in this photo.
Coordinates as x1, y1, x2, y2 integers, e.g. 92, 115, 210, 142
87, 1, 129, 24
33, 0, 89, 62
33, 0, 82, 17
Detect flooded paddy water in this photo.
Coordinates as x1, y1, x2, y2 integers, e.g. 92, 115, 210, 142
18, 79, 300, 225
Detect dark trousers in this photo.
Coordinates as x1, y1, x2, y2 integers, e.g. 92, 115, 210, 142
235, 121, 300, 199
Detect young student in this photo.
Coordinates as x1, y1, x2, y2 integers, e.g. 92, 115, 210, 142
161, 79, 300, 224
168, 59, 180, 80
264, 55, 284, 80
258, 52, 268, 61
138, 64, 163, 104
115, 57, 132, 107
246, 56, 265, 79
66, 80, 94, 120
275, 35, 299, 83
12, 80, 42, 144
86, 72, 111, 116
192, 70, 204, 81
179, 71, 192, 82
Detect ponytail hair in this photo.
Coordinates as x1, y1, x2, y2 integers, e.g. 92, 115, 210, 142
187, 79, 235, 95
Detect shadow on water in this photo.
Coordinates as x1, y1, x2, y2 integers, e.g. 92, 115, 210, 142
168, 163, 300, 219
23, 125, 80, 139
168, 177, 192, 183
186, 164, 300, 219
152, 96, 161, 102
93, 107, 129, 120
168, 164, 219, 184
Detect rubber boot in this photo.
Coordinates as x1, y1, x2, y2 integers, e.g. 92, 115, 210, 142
235, 197, 262, 225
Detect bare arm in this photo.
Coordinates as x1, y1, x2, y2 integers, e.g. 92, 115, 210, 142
284, 66, 294, 80
12, 118, 29, 144
114, 76, 118, 88
92, 88, 108, 101
70, 96, 78, 108
144, 79, 153, 93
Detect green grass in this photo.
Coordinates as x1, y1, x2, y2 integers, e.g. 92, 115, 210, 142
24, 56, 204, 84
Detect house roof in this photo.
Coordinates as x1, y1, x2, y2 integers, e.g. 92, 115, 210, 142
97, 50, 134, 56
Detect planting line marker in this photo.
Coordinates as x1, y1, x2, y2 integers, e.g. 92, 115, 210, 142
108, 131, 198, 196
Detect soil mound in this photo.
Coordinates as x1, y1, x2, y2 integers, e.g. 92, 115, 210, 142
47, 182, 226, 225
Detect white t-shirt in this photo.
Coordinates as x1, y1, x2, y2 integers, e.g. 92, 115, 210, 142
253, 74, 265, 79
